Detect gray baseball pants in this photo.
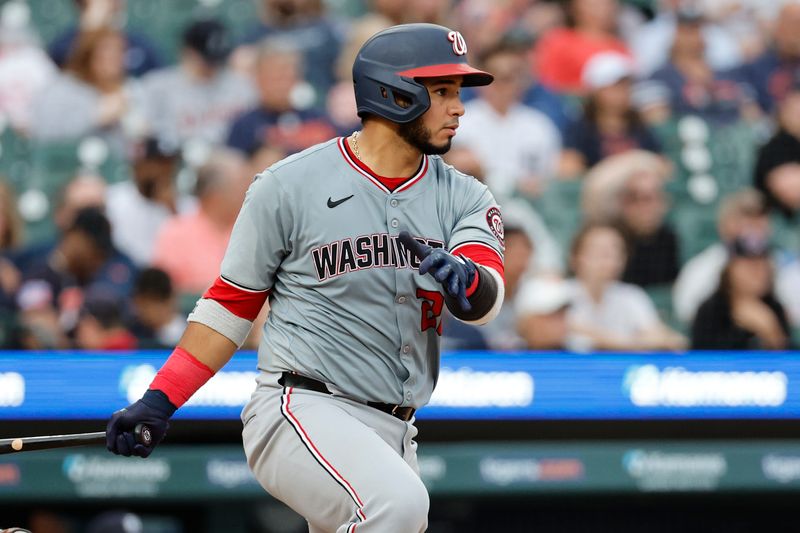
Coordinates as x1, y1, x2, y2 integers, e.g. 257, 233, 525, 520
241, 371, 428, 533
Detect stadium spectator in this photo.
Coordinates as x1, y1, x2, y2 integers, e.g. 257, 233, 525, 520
565, 223, 686, 352
0, 0, 57, 134
138, 19, 256, 147
0, 178, 23, 345
74, 288, 137, 350
128, 268, 184, 349
16, 207, 136, 348
738, 2, 800, 113
559, 53, 662, 178
534, 0, 630, 93
10, 173, 107, 274
630, 79, 673, 126
106, 137, 194, 266
47, 0, 163, 76
453, 40, 561, 199
777, 254, 800, 330
455, 0, 565, 62
326, 17, 392, 135
503, 198, 564, 275
226, 39, 336, 158
152, 149, 247, 294
235, 0, 341, 102
29, 27, 136, 151
365, 0, 405, 25
0, 179, 23, 254
581, 151, 678, 288
616, 157, 679, 287
701, 0, 771, 63
647, 9, 758, 125
692, 235, 791, 350
477, 225, 535, 351
20, 207, 135, 299
516, 277, 572, 350
628, 0, 744, 77
460, 27, 573, 127
753, 82, 800, 221
405, 0, 454, 26
673, 188, 771, 326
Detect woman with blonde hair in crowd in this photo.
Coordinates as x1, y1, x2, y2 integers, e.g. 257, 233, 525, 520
565, 222, 686, 352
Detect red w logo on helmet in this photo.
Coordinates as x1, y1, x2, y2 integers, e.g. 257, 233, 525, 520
447, 31, 467, 56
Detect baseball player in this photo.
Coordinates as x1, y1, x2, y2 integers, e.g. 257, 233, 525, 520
107, 23, 505, 532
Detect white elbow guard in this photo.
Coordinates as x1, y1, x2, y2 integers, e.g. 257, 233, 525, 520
188, 298, 254, 348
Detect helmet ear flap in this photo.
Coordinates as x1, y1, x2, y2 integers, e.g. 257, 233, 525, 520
354, 70, 430, 123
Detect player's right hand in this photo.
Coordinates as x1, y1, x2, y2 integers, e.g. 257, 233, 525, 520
106, 389, 175, 458
399, 231, 476, 311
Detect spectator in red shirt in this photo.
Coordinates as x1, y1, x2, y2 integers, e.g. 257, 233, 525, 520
534, 0, 630, 93
152, 149, 248, 294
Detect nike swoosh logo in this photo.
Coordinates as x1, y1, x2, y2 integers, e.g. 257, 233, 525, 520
327, 194, 354, 208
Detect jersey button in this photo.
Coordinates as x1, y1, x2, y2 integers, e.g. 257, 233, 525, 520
402, 345, 410, 354
396, 296, 406, 304
390, 199, 398, 207
391, 219, 399, 228
406, 392, 412, 401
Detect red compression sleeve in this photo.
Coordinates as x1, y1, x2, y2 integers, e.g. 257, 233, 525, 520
465, 269, 480, 297
451, 243, 505, 289
149, 347, 216, 408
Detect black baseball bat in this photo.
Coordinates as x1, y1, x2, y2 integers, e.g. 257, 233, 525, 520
0, 423, 152, 454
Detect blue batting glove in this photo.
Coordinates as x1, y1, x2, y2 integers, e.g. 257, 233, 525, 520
399, 231, 476, 311
106, 390, 175, 458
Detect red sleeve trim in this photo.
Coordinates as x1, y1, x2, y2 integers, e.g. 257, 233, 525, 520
202, 276, 270, 321
149, 347, 216, 408
451, 243, 505, 283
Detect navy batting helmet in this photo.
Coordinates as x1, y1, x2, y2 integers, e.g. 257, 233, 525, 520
352, 23, 493, 124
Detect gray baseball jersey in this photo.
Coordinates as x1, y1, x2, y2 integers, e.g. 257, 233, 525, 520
219, 137, 503, 408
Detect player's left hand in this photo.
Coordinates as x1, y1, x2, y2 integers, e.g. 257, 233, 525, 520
106, 390, 174, 458
399, 231, 476, 311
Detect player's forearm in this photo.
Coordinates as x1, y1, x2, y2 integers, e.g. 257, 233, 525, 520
445, 265, 504, 325
143, 322, 238, 413
177, 322, 238, 372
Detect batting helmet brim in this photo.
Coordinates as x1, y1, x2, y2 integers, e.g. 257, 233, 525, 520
397, 63, 494, 87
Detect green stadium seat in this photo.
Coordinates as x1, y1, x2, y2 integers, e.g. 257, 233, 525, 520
17, 139, 129, 245
643, 283, 683, 332
0, 127, 31, 195
668, 201, 718, 264
527, 179, 584, 251
770, 212, 800, 257
707, 121, 759, 196
654, 116, 759, 204
179, 292, 203, 316
26, 0, 78, 44
125, 0, 258, 63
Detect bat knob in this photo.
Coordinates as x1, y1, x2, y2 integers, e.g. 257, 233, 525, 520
134, 423, 153, 447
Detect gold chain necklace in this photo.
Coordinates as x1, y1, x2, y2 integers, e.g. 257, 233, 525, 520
350, 131, 362, 161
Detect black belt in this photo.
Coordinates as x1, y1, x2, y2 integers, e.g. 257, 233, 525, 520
279, 372, 416, 422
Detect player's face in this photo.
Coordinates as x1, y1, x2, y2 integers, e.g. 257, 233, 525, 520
398, 76, 464, 155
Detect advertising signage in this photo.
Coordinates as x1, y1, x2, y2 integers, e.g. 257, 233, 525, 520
0, 351, 798, 420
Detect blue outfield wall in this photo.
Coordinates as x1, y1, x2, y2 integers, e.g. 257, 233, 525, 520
0, 350, 797, 420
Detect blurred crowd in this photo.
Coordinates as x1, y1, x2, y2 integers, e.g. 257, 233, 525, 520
0, 0, 799, 353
